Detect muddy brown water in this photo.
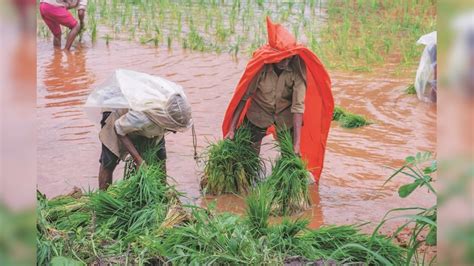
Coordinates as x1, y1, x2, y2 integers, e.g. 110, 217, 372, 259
37, 39, 436, 231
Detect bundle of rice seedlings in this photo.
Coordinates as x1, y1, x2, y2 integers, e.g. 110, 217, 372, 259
332, 105, 371, 128
201, 125, 263, 195
405, 84, 416, 94
46, 196, 89, 223
332, 105, 346, 121
266, 129, 311, 216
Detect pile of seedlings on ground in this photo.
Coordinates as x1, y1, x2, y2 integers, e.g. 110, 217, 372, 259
37, 138, 411, 265
201, 125, 264, 195
37, 165, 407, 264
332, 105, 372, 128
263, 129, 312, 216
37, 148, 188, 265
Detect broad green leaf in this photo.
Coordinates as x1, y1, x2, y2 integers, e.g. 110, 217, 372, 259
423, 160, 437, 174
398, 181, 420, 198
405, 156, 415, 164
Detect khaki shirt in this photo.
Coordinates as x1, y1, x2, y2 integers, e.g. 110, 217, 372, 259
243, 60, 306, 129
99, 109, 164, 159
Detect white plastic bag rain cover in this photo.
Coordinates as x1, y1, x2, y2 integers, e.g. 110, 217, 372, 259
415, 31, 437, 103
85, 69, 192, 132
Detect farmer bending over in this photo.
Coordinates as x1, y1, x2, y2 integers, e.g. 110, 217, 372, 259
98, 95, 192, 190
226, 56, 306, 156
39, 0, 88, 50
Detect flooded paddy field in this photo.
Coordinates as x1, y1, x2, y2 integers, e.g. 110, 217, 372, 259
37, 38, 436, 230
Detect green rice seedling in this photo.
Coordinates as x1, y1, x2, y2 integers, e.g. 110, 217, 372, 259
374, 152, 437, 264
187, 27, 206, 51
296, 225, 406, 264
167, 35, 172, 50
103, 34, 112, 46
245, 184, 272, 235
405, 84, 416, 95
265, 129, 311, 216
339, 113, 371, 128
332, 105, 371, 128
201, 125, 264, 195
215, 20, 228, 42
90, 21, 97, 43
332, 105, 346, 121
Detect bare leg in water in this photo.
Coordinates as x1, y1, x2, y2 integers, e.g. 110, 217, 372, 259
53, 35, 61, 48
64, 23, 80, 50
98, 165, 115, 190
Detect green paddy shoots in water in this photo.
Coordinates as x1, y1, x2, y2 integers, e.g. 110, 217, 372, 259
332, 105, 372, 128
405, 84, 416, 95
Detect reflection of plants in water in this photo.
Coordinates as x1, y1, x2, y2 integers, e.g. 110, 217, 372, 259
102, 34, 112, 46
374, 152, 437, 265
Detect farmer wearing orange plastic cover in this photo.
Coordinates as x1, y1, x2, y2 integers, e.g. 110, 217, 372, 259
222, 17, 334, 184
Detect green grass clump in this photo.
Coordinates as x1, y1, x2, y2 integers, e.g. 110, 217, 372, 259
265, 129, 311, 216
245, 185, 272, 235
405, 84, 416, 95
332, 105, 346, 121
37, 160, 408, 265
332, 105, 372, 128
201, 125, 263, 195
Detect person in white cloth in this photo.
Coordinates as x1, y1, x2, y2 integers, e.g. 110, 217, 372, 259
97, 94, 192, 190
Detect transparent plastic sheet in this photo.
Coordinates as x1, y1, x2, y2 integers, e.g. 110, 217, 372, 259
415, 31, 437, 103
85, 69, 192, 132
447, 12, 474, 97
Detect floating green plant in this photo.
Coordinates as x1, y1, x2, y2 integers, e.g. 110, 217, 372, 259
332, 105, 372, 128
405, 84, 416, 95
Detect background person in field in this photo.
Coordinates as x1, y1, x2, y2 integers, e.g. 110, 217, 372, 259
39, 0, 88, 50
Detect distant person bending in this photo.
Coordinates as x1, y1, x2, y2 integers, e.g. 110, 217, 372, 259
39, 0, 88, 50
225, 56, 306, 156
98, 95, 192, 190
